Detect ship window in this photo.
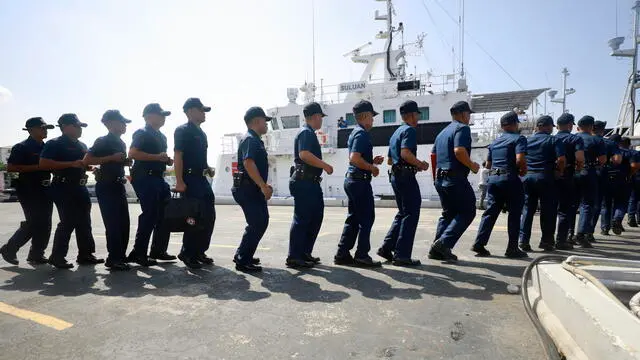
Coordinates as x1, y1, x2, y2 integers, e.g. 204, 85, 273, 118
281, 115, 300, 129
383, 110, 396, 123
345, 113, 356, 126
270, 117, 279, 130
418, 107, 430, 121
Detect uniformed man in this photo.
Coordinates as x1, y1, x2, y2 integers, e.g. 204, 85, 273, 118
554, 113, 584, 250
380, 100, 429, 266
128, 103, 175, 267
83, 110, 132, 271
518, 115, 566, 252
174, 98, 216, 269
428, 101, 479, 262
287, 102, 333, 268
40, 114, 103, 269
0, 118, 55, 265
574, 115, 606, 247
232, 106, 273, 273
601, 135, 638, 235
335, 100, 384, 267
592, 120, 622, 234
627, 143, 640, 227
472, 111, 528, 258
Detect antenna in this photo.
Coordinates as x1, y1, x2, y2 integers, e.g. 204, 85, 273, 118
460, 0, 465, 79
311, 0, 316, 99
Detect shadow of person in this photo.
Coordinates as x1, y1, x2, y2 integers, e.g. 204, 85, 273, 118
39, 265, 100, 297
307, 265, 422, 300
256, 267, 350, 303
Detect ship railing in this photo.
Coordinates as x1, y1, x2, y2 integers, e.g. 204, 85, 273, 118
220, 133, 243, 155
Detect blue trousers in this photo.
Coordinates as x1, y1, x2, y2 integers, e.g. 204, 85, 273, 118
556, 175, 578, 243
474, 175, 523, 251
232, 185, 268, 265
627, 181, 640, 215
576, 170, 598, 234
131, 175, 170, 256
600, 174, 630, 227
381, 173, 421, 259
592, 171, 608, 230
96, 182, 130, 263
338, 178, 374, 259
3, 184, 52, 258
288, 179, 324, 259
520, 173, 557, 245
181, 175, 215, 258
49, 184, 96, 260
434, 178, 476, 249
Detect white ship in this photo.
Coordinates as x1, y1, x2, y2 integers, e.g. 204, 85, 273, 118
213, 0, 547, 201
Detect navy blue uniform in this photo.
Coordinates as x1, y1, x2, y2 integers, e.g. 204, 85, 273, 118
381, 123, 421, 260
41, 135, 97, 261
174, 122, 215, 259
519, 131, 564, 247
431, 121, 476, 249
338, 124, 375, 259
628, 150, 640, 218
601, 147, 633, 229
1, 138, 53, 260
474, 132, 527, 251
89, 133, 129, 264
130, 125, 171, 257
288, 124, 324, 260
232, 129, 269, 265
593, 136, 620, 230
554, 131, 584, 244
575, 132, 606, 235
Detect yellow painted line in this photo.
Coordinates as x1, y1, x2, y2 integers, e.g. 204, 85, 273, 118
0, 302, 73, 331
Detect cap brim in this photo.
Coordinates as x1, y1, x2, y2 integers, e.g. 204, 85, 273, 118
123, 118, 132, 124
265, 116, 272, 121
203, 106, 212, 112
321, 112, 328, 117
372, 110, 379, 116
79, 123, 88, 127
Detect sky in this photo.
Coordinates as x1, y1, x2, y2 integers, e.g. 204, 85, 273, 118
0, 0, 635, 162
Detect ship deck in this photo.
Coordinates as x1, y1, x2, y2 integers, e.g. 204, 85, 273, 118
1, 203, 639, 359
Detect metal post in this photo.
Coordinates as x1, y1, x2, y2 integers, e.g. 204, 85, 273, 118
561, 67, 568, 113
630, 1, 640, 136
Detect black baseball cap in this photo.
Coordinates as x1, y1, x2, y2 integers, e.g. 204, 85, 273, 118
183, 98, 211, 112
577, 115, 595, 127
500, 111, 520, 126
143, 103, 171, 117
399, 100, 421, 115
303, 102, 327, 117
536, 115, 555, 127
450, 101, 474, 115
58, 113, 87, 128
22, 117, 54, 131
101, 110, 132, 124
556, 113, 575, 125
353, 100, 379, 116
244, 106, 272, 123
593, 120, 607, 131
609, 134, 622, 144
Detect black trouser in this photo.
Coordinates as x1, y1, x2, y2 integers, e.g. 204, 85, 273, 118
3, 184, 53, 258
96, 181, 130, 263
49, 183, 96, 260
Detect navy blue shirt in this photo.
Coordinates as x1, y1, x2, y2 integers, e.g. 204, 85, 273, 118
389, 123, 417, 166
555, 130, 584, 169
40, 135, 88, 178
614, 148, 633, 177
294, 123, 322, 176
237, 129, 268, 182
599, 135, 620, 167
130, 125, 167, 173
347, 124, 373, 175
8, 137, 50, 182
526, 131, 565, 172
487, 132, 527, 173
88, 133, 126, 178
432, 121, 472, 177
575, 132, 605, 166
174, 122, 209, 171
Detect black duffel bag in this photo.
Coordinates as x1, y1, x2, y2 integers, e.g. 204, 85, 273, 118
163, 192, 205, 233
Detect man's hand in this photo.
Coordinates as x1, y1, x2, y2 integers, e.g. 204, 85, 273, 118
261, 184, 273, 201
373, 156, 384, 165
166, 157, 174, 166
371, 166, 380, 177
174, 181, 187, 193
324, 164, 334, 175
124, 158, 133, 167
417, 160, 429, 171
206, 167, 216, 177
470, 162, 480, 174
157, 152, 170, 163
72, 160, 86, 169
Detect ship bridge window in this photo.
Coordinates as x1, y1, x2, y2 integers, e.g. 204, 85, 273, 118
270, 117, 279, 130
383, 110, 396, 123
345, 113, 356, 126
281, 115, 300, 129
419, 107, 430, 121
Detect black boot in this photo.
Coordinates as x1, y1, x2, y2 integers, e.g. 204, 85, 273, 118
628, 214, 638, 228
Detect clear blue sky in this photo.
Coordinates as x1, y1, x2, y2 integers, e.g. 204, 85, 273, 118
0, 0, 634, 160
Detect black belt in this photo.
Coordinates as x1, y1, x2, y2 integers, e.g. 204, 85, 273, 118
185, 168, 208, 176
233, 172, 257, 187
291, 171, 322, 183
97, 176, 127, 184
52, 175, 88, 185
489, 169, 513, 176
18, 178, 51, 187
132, 169, 164, 177
584, 162, 599, 169
391, 164, 417, 176
436, 168, 456, 178
346, 172, 372, 181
